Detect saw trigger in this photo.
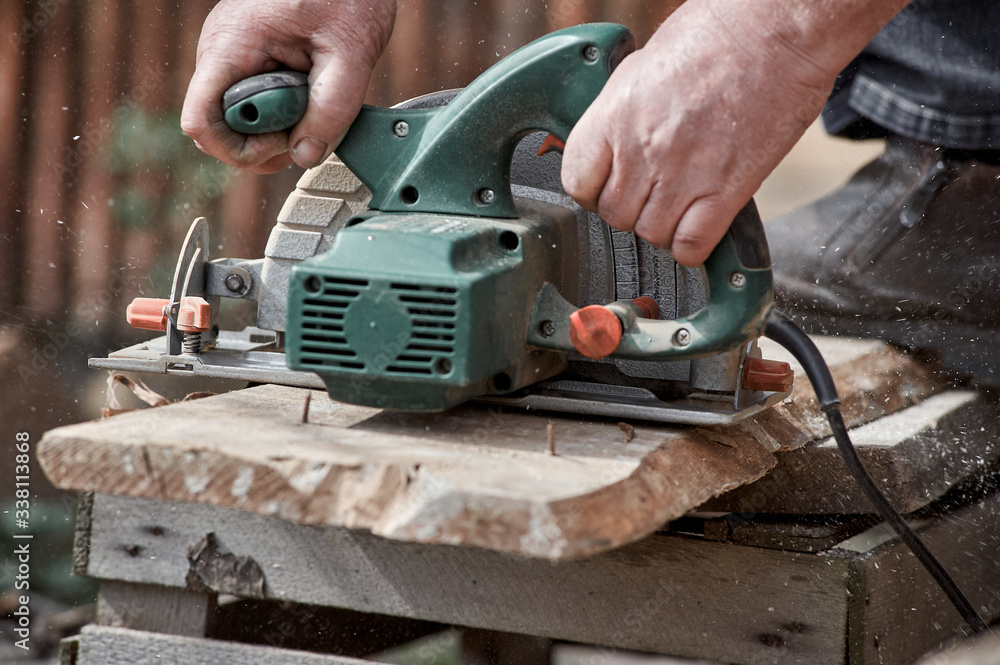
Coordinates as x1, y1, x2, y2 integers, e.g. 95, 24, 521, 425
537, 133, 566, 157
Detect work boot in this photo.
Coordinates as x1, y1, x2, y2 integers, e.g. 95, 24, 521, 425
767, 135, 1000, 384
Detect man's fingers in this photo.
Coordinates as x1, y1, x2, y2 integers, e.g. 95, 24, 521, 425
288, 52, 370, 169
596, 161, 652, 232
659, 195, 739, 268
247, 152, 295, 174
561, 112, 614, 212
181, 60, 291, 169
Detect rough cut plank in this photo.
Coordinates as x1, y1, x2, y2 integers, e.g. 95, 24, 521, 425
42, 385, 773, 559
719, 336, 946, 454
79, 493, 852, 665
39, 337, 941, 559
96, 580, 215, 638
702, 390, 1000, 514
66, 625, 383, 665
842, 491, 1000, 665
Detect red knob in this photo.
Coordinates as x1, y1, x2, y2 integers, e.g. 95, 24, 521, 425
631, 296, 659, 319
742, 357, 794, 392
126, 298, 169, 332
126, 296, 211, 333
569, 305, 623, 360
176, 297, 211, 333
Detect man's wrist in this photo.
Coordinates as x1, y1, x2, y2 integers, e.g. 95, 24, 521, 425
739, 0, 912, 84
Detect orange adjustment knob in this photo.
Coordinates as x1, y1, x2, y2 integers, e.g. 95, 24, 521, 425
176, 297, 211, 332
126, 298, 170, 331
631, 296, 659, 319
569, 305, 623, 360
742, 357, 795, 392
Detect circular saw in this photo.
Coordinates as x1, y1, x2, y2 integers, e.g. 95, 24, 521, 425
93, 23, 792, 425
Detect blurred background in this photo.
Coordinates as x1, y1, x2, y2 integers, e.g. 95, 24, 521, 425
0, 0, 884, 661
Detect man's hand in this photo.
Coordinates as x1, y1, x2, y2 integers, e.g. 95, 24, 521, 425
181, 0, 396, 173
562, 0, 910, 267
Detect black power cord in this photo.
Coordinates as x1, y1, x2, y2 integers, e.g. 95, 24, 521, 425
763, 310, 989, 635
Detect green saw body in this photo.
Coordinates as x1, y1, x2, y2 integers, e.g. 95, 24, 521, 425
235, 23, 775, 412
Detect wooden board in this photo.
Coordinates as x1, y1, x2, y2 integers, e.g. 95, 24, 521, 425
38, 337, 942, 559
78, 493, 854, 665
74, 491, 1000, 665
842, 506, 1000, 664
915, 629, 1000, 665
96, 580, 214, 638
701, 390, 1000, 514
64, 625, 384, 665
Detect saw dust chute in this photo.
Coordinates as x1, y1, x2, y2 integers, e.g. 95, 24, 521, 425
92, 23, 793, 425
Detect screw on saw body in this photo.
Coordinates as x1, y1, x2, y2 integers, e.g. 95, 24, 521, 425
392, 120, 409, 138
729, 272, 747, 289
582, 45, 600, 62
673, 328, 691, 346
224, 266, 253, 297
477, 188, 496, 206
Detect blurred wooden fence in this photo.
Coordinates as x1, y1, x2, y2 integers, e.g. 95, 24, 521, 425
0, 0, 678, 338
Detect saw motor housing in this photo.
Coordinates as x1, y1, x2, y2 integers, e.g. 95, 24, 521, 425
286, 199, 577, 410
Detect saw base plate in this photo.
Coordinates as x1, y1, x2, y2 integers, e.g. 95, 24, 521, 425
91, 327, 788, 425
89, 327, 325, 389
481, 380, 788, 426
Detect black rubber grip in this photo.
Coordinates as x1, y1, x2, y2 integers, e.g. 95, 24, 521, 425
727, 199, 770, 269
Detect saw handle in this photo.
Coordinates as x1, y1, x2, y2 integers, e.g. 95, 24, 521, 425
333, 23, 635, 218
527, 200, 774, 361
220, 25, 634, 216
223, 70, 309, 134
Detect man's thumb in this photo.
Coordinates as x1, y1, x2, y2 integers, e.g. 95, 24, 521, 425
289, 53, 370, 168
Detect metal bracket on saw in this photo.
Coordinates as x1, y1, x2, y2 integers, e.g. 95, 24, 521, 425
91, 326, 323, 388
89, 216, 321, 388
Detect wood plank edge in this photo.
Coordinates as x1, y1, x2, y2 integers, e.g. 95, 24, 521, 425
71, 625, 387, 665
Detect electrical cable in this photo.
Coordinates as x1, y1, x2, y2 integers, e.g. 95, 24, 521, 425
763, 310, 989, 635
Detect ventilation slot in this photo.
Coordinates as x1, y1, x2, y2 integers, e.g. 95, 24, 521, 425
385, 283, 459, 376
297, 276, 367, 371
